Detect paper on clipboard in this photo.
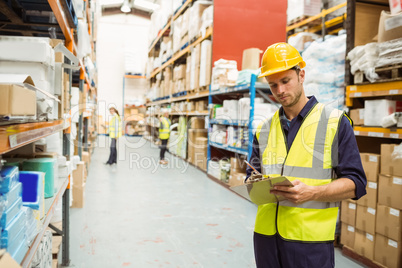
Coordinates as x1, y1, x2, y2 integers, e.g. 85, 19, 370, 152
230, 176, 293, 205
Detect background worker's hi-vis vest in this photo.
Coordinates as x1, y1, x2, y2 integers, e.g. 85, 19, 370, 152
109, 114, 122, 138
255, 103, 344, 242
159, 117, 171, 140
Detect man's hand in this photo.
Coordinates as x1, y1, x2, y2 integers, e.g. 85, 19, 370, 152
270, 180, 317, 204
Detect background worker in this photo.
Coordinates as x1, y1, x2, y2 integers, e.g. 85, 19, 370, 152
105, 107, 122, 165
159, 111, 171, 165
246, 43, 367, 268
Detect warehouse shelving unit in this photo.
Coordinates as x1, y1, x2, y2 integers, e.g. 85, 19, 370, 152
342, 1, 400, 267
21, 177, 69, 268
0, 0, 97, 266
286, 2, 347, 38
207, 74, 272, 185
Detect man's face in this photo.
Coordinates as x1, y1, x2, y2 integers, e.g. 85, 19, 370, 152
265, 68, 305, 108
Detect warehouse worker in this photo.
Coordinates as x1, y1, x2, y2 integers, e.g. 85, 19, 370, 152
246, 43, 367, 268
159, 111, 171, 165
105, 107, 122, 165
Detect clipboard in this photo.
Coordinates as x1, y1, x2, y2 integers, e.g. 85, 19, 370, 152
230, 176, 293, 205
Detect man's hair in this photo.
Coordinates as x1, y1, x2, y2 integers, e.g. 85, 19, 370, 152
290, 65, 301, 75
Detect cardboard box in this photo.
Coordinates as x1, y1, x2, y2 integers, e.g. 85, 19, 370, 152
189, 117, 205, 129
242, 48, 262, 70
357, 181, 378, 208
199, 40, 212, 87
0, 75, 36, 116
381, 144, 402, 176
356, 205, 377, 234
355, 3, 389, 46
376, 204, 402, 241
196, 100, 208, 112
186, 56, 191, 91
374, 233, 402, 268
173, 65, 186, 81
228, 172, 247, 187
349, 109, 364, 125
378, 11, 402, 43
341, 223, 356, 249
378, 174, 402, 210
188, 129, 208, 163
341, 201, 357, 226
194, 137, 208, 171
0, 250, 21, 267
34, 152, 58, 158
230, 157, 247, 174
354, 229, 375, 260
72, 183, 85, 208
73, 161, 86, 186
360, 153, 380, 182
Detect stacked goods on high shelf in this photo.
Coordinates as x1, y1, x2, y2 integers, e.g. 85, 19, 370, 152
171, 100, 208, 113
124, 106, 147, 136
286, 0, 321, 24
341, 145, 402, 268
0, 37, 74, 122
301, 32, 347, 110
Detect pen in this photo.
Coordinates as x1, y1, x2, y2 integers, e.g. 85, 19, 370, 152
244, 160, 261, 175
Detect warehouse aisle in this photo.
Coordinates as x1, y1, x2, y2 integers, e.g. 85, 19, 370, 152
69, 136, 365, 268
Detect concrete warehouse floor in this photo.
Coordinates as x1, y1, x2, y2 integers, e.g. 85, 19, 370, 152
69, 136, 365, 267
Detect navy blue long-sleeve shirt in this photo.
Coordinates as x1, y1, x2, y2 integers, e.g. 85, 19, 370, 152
246, 96, 367, 200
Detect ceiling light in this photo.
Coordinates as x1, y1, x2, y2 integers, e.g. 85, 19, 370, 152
121, 0, 131, 13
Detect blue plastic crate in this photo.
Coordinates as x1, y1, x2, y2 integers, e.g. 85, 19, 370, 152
2, 182, 22, 211
0, 197, 22, 228
1, 210, 26, 249
2, 222, 25, 253
11, 237, 28, 264
18, 171, 43, 210
0, 166, 19, 194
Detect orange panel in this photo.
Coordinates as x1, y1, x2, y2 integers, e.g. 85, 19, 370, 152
212, 0, 287, 68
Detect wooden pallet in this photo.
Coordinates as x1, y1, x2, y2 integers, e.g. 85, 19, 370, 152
354, 64, 402, 84
342, 246, 386, 268
287, 15, 321, 27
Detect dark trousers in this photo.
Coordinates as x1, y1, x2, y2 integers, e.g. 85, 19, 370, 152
160, 139, 168, 160
107, 138, 117, 164
254, 232, 334, 268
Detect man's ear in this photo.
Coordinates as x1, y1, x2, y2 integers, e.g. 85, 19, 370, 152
299, 69, 305, 83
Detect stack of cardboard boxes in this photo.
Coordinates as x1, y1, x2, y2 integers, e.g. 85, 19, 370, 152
228, 157, 247, 187
340, 145, 402, 268
72, 161, 86, 209
187, 117, 207, 167
173, 64, 186, 94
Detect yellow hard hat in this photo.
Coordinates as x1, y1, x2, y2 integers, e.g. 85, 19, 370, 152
258, 42, 306, 78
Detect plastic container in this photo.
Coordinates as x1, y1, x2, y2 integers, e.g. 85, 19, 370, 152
0, 211, 26, 248
6, 227, 25, 257
0, 166, 19, 194
1, 210, 26, 248
18, 171, 44, 210
2, 182, 22, 210
11, 237, 28, 264
3, 158, 26, 169
23, 158, 55, 198
0, 197, 22, 228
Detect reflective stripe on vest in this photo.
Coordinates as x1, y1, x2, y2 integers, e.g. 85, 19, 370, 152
159, 117, 171, 139
109, 115, 122, 138
254, 103, 344, 242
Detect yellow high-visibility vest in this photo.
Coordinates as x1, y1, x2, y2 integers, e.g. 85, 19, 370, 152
109, 114, 122, 138
254, 103, 344, 242
159, 117, 171, 140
